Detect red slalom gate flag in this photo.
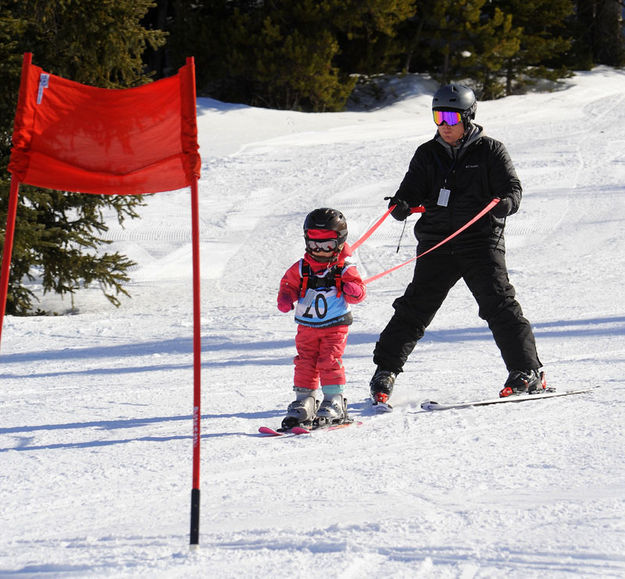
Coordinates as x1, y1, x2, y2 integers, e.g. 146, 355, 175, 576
8, 53, 200, 194
1, 54, 203, 546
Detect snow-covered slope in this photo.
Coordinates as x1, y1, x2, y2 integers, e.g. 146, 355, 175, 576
1, 68, 624, 578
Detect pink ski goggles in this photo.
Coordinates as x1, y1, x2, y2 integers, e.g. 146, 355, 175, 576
433, 110, 463, 126
306, 229, 339, 252
306, 238, 339, 252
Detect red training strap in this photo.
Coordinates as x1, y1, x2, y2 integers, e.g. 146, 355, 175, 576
350, 205, 424, 253
363, 198, 500, 285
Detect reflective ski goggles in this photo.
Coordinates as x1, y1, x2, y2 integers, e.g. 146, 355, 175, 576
306, 237, 339, 252
433, 110, 463, 126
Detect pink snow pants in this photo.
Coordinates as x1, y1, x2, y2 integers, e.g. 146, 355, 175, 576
293, 324, 349, 390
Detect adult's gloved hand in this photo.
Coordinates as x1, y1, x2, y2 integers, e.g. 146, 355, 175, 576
385, 195, 411, 221
491, 197, 513, 218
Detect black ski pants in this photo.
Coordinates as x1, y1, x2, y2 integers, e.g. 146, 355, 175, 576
372, 244, 541, 374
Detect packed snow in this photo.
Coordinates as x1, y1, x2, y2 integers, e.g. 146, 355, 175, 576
1, 68, 624, 578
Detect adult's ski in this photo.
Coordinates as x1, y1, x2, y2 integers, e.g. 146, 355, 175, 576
420, 386, 597, 411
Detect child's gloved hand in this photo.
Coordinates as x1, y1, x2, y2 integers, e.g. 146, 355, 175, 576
342, 281, 363, 299
277, 294, 294, 312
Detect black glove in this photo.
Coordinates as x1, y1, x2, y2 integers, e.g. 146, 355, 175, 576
491, 197, 513, 218
385, 195, 411, 221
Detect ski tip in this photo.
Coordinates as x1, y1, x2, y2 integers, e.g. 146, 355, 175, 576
258, 426, 283, 436
420, 400, 440, 411
291, 426, 311, 435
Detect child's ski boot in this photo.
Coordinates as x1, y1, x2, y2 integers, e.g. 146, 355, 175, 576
315, 385, 349, 428
280, 387, 319, 431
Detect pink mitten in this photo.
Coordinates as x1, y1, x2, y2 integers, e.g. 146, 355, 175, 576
342, 281, 363, 299
277, 294, 294, 312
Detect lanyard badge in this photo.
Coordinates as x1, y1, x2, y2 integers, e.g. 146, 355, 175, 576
437, 188, 450, 207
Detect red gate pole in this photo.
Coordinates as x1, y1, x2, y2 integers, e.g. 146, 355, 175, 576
0, 178, 21, 349
189, 176, 202, 546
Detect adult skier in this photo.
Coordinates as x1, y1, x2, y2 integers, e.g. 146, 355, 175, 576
369, 83, 543, 407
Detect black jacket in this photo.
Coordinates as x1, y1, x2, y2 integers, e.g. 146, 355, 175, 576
395, 124, 522, 251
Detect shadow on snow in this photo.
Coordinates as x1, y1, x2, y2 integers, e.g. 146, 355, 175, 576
3, 315, 623, 368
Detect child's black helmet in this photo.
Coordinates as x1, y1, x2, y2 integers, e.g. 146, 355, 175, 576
303, 208, 348, 262
432, 84, 477, 126
303, 208, 348, 245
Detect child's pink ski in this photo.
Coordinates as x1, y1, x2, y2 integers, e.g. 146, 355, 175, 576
258, 421, 362, 437
290, 420, 362, 434
258, 426, 305, 437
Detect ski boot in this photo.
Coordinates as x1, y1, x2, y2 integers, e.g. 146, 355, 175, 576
499, 369, 546, 398
280, 387, 319, 431
369, 368, 396, 411
315, 385, 349, 428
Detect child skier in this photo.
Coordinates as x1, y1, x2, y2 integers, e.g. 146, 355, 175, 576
277, 208, 366, 430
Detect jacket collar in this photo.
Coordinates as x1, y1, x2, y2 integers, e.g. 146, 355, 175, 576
435, 123, 484, 158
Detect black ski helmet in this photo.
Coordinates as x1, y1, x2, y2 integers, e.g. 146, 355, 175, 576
303, 208, 348, 260
304, 207, 348, 242
432, 83, 477, 127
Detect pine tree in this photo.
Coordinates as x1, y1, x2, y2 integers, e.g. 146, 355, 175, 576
575, 0, 625, 68
461, 4, 523, 99
332, 0, 416, 74
0, 0, 166, 314
248, 1, 355, 111
400, 0, 574, 99
169, 0, 357, 111
495, 0, 574, 94
399, 0, 492, 84
169, 0, 415, 111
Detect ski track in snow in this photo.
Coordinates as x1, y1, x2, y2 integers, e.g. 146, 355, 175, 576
1, 68, 625, 577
